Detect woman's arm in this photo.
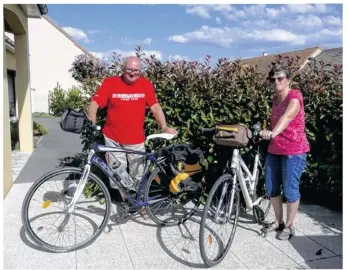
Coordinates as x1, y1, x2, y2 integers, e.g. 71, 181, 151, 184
271, 99, 300, 138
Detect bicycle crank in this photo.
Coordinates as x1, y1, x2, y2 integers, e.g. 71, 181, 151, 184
253, 205, 271, 238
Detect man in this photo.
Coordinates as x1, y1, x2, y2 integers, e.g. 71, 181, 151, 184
88, 56, 177, 194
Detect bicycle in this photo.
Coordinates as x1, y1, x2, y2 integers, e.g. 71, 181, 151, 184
21, 119, 204, 253
198, 123, 272, 267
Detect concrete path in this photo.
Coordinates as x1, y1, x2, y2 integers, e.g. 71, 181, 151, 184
4, 117, 343, 269
14, 117, 83, 184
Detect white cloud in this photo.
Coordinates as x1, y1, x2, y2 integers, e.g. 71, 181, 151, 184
286, 4, 327, 14
314, 4, 327, 13
91, 52, 106, 59
265, 8, 280, 17
169, 26, 308, 47
212, 4, 233, 12
318, 28, 342, 37
176, 4, 341, 51
62, 27, 89, 43
286, 4, 314, 14
142, 38, 152, 45
88, 29, 101, 35
295, 15, 323, 28
168, 54, 190, 61
186, 5, 210, 19
249, 29, 306, 45
323, 15, 341, 25
168, 35, 188, 43
91, 49, 162, 60
184, 4, 331, 24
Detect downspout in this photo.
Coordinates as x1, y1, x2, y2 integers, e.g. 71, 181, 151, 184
37, 4, 48, 15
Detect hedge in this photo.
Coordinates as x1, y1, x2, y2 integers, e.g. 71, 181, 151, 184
63, 46, 342, 211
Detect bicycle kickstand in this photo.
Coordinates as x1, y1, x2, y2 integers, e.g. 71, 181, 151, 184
259, 221, 273, 238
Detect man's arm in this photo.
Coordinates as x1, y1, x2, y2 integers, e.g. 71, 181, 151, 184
150, 103, 167, 131
87, 78, 110, 124
87, 100, 99, 124
145, 80, 177, 135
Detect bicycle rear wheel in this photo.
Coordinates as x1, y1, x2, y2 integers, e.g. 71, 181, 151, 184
199, 173, 240, 267
144, 167, 203, 226
21, 167, 111, 252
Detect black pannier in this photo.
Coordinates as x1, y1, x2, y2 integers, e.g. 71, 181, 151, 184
60, 108, 86, 134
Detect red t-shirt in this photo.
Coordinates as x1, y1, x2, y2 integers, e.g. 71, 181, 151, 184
268, 89, 310, 155
92, 76, 158, 144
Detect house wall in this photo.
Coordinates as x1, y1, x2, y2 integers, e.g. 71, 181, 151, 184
28, 16, 86, 113
6, 49, 16, 70
4, 4, 35, 198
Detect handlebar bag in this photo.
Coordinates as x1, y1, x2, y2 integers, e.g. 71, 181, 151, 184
60, 108, 86, 134
213, 124, 252, 147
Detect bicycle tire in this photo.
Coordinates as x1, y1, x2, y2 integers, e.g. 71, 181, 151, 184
199, 173, 241, 267
21, 167, 111, 253
144, 167, 202, 227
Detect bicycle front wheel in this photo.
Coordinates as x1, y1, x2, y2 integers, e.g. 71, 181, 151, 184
21, 167, 111, 253
199, 173, 241, 267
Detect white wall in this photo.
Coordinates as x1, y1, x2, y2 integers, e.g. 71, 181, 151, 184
28, 16, 87, 113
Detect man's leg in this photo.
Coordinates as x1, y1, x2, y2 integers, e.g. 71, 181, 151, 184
124, 142, 146, 190
123, 142, 147, 219
104, 135, 128, 192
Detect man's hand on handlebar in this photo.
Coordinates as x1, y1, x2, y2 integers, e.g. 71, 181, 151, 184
259, 129, 276, 140
162, 126, 178, 136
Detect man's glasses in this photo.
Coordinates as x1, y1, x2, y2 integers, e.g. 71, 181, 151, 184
126, 68, 140, 74
269, 76, 285, 83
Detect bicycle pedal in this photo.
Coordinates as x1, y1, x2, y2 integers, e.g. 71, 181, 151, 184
260, 227, 268, 238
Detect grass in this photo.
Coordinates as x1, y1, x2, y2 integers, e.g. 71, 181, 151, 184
11, 120, 48, 151
32, 112, 54, 118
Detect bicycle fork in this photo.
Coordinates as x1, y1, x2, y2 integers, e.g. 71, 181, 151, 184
213, 174, 238, 224
67, 164, 91, 214
67, 151, 95, 214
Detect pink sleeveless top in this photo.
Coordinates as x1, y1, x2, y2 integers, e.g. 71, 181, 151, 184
268, 89, 310, 155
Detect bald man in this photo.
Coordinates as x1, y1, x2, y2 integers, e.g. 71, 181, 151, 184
88, 56, 177, 193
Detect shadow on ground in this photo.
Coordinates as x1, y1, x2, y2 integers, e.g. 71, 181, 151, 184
288, 235, 343, 269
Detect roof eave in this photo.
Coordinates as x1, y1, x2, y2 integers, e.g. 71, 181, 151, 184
20, 4, 48, 18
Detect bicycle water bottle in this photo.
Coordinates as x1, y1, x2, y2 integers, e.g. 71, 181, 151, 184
111, 161, 134, 189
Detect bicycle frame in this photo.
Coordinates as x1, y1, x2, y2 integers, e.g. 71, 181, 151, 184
214, 148, 263, 221
231, 149, 263, 210
67, 142, 168, 213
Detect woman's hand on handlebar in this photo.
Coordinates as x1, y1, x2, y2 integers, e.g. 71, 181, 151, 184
259, 129, 276, 140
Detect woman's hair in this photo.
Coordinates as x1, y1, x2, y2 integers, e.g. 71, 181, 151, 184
268, 63, 291, 80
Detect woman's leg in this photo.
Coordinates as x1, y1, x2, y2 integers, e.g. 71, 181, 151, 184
278, 153, 307, 239
264, 153, 284, 227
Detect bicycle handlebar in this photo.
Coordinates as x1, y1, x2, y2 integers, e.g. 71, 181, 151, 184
202, 128, 216, 133
202, 123, 265, 143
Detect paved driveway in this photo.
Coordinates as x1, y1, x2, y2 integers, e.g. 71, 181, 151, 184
4, 118, 343, 269
14, 117, 83, 184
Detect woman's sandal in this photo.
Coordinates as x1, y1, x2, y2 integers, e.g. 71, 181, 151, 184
277, 226, 295, 240
266, 221, 285, 232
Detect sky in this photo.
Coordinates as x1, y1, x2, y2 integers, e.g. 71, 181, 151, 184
46, 4, 343, 62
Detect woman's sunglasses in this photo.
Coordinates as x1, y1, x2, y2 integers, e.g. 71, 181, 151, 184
269, 76, 285, 83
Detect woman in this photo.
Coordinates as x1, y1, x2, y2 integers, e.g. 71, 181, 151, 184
260, 64, 310, 240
